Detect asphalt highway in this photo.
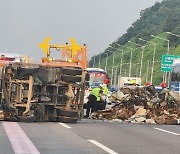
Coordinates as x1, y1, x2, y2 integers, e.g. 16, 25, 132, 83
0, 119, 180, 154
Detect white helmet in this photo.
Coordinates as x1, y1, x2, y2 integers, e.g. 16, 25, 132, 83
99, 84, 103, 88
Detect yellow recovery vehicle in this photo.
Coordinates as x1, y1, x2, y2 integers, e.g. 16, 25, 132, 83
0, 37, 88, 123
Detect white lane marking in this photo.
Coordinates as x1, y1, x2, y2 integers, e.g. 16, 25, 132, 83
154, 127, 180, 136
58, 122, 72, 129
2, 122, 40, 154
14, 151, 40, 154
88, 140, 118, 154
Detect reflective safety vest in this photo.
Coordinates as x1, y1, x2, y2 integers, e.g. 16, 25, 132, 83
90, 87, 101, 101
103, 85, 108, 96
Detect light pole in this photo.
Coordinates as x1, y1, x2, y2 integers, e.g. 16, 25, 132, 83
128, 41, 145, 77
146, 60, 150, 82
117, 49, 124, 90
113, 66, 118, 88
139, 38, 156, 84
151, 34, 170, 83
166, 32, 180, 86
98, 54, 101, 68
151, 35, 170, 55
167, 32, 180, 38
109, 45, 117, 50
108, 46, 116, 86
109, 45, 122, 77
105, 53, 108, 72
93, 56, 95, 68
126, 47, 133, 77
115, 44, 123, 89
119, 50, 123, 79
139, 46, 145, 77
110, 51, 115, 86
117, 44, 122, 47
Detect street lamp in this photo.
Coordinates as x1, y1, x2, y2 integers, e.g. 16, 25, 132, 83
93, 56, 95, 68
110, 51, 115, 86
167, 32, 180, 38
105, 53, 108, 72
108, 46, 116, 86
146, 60, 150, 82
109, 45, 117, 50
110, 44, 123, 89
126, 47, 133, 77
117, 50, 124, 90
151, 34, 170, 83
128, 41, 145, 77
139, 38, 156, 84
117, 44, 122, 47
166, 32, 180, 86
119, 50, 124, 78
98, 54, 101, 68
151, 34, 170, 55
113, 65, 118, 88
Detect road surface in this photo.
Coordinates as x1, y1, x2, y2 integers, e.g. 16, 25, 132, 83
0, 119, 180, 154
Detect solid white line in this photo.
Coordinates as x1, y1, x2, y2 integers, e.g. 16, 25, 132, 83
154, 127, 180, 136
58, 122, 72, 129
2, 122, 40, 154
88, 140, 118, 154
14, 151, 40, 154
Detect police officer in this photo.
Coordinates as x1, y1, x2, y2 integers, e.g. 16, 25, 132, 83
84, 84, 103, 118
99, 84, 109, 110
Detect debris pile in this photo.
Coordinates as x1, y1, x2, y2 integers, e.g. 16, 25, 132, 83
92, 86, 180, 124
0, 110, 4, 120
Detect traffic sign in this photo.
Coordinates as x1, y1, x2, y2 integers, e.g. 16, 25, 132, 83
161, 54, 180, 72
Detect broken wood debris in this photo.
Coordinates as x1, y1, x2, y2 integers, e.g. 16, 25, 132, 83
92, 86, 180, 125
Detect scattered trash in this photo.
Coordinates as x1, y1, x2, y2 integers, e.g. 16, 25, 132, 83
95, 85, 180, 125
0, 110, 4, 120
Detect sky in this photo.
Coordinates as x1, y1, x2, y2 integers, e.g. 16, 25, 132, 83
0, 0, 163, 62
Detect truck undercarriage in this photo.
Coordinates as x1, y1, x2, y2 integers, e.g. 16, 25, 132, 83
0, 37, 88, 123
0, 64, 86, 123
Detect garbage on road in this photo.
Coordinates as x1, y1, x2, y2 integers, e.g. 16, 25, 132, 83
91, 85, 180, 125
0, 110, 4, 120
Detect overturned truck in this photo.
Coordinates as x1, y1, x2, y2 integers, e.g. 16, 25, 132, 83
0, 37, 88, 123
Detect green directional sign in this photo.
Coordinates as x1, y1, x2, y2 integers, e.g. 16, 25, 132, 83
161, 54, 180, 72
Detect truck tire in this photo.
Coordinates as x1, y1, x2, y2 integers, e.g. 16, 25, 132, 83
85, 73, 90, 81
62, 68, 82, 76
17, 68, 39, 75
57, 110, 78, 117
17, 115, 35, 123
61, 75, 81, 83
56, 116, 77, 123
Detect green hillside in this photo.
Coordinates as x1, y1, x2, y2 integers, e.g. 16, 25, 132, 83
89, 0, 180, 86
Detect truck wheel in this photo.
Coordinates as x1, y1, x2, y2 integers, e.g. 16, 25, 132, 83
17, 115, 35, 123
17, 68, 39, 75
85, 73, 90, 81
57, 116, 77, 123
62, 68, 82, 75
61, 75, 81, 83
57, 110, 78, 117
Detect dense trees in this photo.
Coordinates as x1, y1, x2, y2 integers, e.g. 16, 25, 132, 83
89, 0, 180, 85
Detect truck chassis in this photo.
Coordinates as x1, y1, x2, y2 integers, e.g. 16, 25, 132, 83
0, 63, 86, 123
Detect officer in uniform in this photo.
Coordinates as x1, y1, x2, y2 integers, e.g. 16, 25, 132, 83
84, 84, 103, 118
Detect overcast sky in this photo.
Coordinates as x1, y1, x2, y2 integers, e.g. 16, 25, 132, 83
0, 0, 163, 62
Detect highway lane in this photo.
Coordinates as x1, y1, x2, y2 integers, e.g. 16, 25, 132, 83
0, 121, 14, 154
0, 120, 180, 154
0, 121, 106, 154
68, 119, 180, 154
